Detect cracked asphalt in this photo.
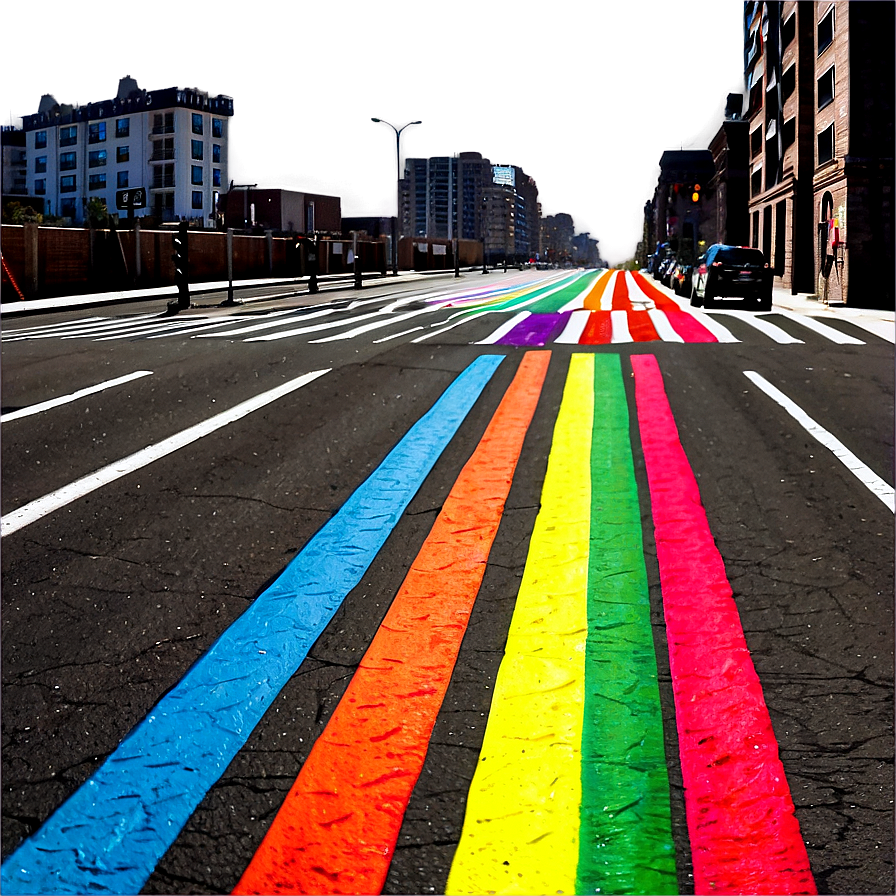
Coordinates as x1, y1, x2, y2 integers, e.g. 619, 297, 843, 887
1, 273, 893, 894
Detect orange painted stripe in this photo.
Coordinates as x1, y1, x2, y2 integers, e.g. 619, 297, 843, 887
611, 270, 633, 310
233, 351, 551, 896
628, 310, 661, 342
582, 269, 613, 310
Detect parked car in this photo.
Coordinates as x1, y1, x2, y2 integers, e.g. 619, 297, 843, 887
690, 244, 772, 310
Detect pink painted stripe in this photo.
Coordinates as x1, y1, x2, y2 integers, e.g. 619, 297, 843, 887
662, 310, 719, 343
631, 353, 816, 896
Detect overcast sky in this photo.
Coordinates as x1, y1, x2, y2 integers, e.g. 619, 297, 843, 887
2, 0, 745, 264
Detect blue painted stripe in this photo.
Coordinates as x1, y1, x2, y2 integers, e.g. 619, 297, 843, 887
1, 354, 504, 896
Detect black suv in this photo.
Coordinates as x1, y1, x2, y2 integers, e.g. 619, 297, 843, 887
690, 244, 772, 310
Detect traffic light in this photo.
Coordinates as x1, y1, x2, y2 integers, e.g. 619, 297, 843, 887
691, 183, 702, 204
172, 221, 190, 309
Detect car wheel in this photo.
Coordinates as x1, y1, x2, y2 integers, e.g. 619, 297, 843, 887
703, 286, 715, 309
756, 292, 772, 312
689, 283, 703, 307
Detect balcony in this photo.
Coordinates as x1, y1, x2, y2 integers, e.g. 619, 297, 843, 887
150, 148, 176, 162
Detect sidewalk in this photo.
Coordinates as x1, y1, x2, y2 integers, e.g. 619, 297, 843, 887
771, 286, 895, 342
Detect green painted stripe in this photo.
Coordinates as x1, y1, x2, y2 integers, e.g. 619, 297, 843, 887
576, 354, 678, 895
529, 270, 601, 313
483, 271, 587, 312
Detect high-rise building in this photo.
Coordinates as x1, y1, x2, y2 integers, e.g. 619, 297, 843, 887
400, 153, 540, 262
20, 76, 233, 227
744, 1, 893, 306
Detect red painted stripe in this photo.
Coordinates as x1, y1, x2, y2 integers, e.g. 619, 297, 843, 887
611, 270, 633, 310
631, 353, 816, 896
632, 273, 719, 342
233, 351, 551, 896
627, 310, 661, 342
579, 310, 613, 344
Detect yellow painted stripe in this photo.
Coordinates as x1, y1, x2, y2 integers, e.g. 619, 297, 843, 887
446, 354, 593, 896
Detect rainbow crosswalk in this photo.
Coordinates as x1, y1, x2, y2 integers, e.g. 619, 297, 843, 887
462, 270, 723, 346
1, 352, 817, 896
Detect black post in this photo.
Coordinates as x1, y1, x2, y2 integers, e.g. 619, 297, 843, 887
308, 234, 319, 294
353, 232, 362, 289
167, 221, 190, 313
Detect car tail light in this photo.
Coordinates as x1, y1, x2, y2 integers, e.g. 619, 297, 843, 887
712, 261, 722, 267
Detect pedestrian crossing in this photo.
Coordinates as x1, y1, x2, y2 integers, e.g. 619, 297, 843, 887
1, 351, 819, 896
1, 270, 878, 348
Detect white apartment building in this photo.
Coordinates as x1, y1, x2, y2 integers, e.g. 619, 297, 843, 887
21, 76, 233, 227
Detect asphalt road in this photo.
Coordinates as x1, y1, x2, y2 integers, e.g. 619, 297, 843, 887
1, 269, 893, 895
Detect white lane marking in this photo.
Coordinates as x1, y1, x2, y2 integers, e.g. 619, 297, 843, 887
1, 316, 105, 337
0, 369, 330, 538
309, 305, 442, 343
769, 310, 865, 344
5, 314, 158, 341
647, 309, 685, 342
744, 370, 894, 512
601, 271, 618, 310
610, 309, 633, 343
475, 311, 530, 345
834, 316, 895, 344
554, 309, 591, 344
710, 310, 804, 343
372, 326, 424, 344
1, 371, 154, 423
625, 271, 656, 309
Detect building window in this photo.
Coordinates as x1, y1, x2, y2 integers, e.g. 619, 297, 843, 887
782, 117, 796, 150
34, 130, 47, 149
212, 144, 221, 163
35, 155, 47, 173
192, 113, 203, 135
35, 178, 46, 195
89, 173, 106, 191
782, 65, 796, 101
818, 66, 835, 110
88, 122, 106, 144
748, 78, 763, 116
752, 210, 760, 248
60, 126, 77, 146
212, 118, 223, 138
191, 139, 203, 160
88, 149, 107, 168
60, 175, 76, 192
60, 151, 76, 171
117, 170, 129, 188
818, 8, 834, 54
751, 168, 763, 197
213, 168, 221, 187
191, 165, 203, 185
817, 123, 835, 165
782, 11, 796, 48
751, 127, 762, 158
116, 118, 129, 138
192, 190, 203, 210
153, 112, 174, 134
117, 145, 129, 163
61, 198, 77, 218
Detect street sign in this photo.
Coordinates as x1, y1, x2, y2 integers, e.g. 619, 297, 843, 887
116, 188, 146, 211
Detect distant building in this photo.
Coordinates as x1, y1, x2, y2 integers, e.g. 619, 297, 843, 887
400, 152, 540, 262
19, 76, 233, 227
541, 213, 575, 263
2, 127, 29, 198
220, 187, 340, 233
744, 0, 894, 306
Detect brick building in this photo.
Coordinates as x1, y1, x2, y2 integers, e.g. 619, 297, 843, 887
744, 1, 894, 307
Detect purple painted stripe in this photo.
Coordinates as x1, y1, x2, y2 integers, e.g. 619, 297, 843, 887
498, 312, 570, 346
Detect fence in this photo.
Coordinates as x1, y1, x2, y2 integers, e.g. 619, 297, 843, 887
0, 224, 392, 301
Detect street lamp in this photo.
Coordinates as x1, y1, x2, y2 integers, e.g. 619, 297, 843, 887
371, 118, 421, 275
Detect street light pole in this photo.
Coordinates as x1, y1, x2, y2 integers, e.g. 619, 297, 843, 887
371, 118, 421, 276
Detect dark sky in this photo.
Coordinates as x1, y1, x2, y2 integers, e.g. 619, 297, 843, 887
2, 0, 745, 263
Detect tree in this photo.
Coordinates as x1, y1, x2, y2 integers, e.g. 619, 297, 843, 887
2, 201, 43, 225
86, 197, 109, 227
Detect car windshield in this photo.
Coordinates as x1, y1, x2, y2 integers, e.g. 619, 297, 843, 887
715, 247, 765, 266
